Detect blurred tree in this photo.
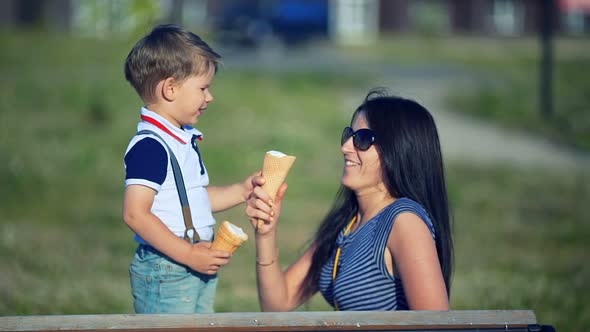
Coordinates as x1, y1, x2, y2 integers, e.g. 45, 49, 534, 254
0, 0, 72, 31
127, 0, 162, 38
539, 0, 555, 118
46, 0, 72, 32
449, 0, 489, 34
168, 0, 185, 25
411, 0, 450, 36
379, 0, 410, 32
15, 0, 43, 27
73, 0, 161, 38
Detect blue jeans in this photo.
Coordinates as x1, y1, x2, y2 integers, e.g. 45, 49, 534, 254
129, 244, 218, 313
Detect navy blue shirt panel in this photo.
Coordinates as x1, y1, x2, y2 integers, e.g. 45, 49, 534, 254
125, 137, 167, 185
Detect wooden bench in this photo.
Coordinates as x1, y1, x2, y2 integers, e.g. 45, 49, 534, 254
0, 310, 555, 331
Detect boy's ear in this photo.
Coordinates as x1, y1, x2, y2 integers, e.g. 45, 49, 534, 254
161, 77, 178, 102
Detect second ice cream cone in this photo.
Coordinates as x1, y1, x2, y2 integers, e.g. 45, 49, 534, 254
211, 221, 248, 253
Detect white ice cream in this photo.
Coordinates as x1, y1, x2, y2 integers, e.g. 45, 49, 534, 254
226, 222, 248, 240
267, 150, 287, 157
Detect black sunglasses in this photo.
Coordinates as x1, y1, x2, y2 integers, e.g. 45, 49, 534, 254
341, 126, 376, 151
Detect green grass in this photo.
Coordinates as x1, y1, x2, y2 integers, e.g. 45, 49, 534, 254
446, 55, 590, 151
447, 165, 589, 331
342, 36, 590, 151
339, 36, 590, 151
1, 31, 588, 331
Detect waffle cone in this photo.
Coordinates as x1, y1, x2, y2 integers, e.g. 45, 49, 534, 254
258, 151, 296, 228
261, 152, 296, 199
211, 221, 248, 253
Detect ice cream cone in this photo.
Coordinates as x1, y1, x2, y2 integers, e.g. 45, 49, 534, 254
211, 221, 248, 253
258, 151, 296, 228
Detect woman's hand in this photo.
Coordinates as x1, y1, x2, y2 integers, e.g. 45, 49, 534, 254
246, 182, 288, 236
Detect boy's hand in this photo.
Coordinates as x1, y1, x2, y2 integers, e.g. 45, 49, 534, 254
242, 171, 265, 202
186, 241, 231, 275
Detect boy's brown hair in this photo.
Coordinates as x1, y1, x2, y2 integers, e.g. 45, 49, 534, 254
124, 24, 221, 103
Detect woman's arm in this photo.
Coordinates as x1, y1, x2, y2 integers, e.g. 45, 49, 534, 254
255, 236, 315, 311
388, 212, 449, 310
246, 183, 315, 311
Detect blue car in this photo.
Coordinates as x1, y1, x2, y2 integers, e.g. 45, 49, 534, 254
214, 0, 328, 48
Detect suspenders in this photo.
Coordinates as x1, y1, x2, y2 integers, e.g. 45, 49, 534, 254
136, 130, 200, 243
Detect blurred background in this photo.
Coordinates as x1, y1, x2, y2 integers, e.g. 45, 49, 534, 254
0, 0, 589, 330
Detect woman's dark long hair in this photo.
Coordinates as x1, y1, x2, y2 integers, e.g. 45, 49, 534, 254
299, 88, 453, 301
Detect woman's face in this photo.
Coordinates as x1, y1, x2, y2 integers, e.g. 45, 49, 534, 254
340, 112, 385, 194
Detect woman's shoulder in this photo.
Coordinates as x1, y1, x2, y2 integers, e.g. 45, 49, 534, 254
383, 197, 427, 215
381, 197, 435, 236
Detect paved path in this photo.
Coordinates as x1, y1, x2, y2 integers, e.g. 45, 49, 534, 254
388, 79, 590, 172
222, 46, 590, 173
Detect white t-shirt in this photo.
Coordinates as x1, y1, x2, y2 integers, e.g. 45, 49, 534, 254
124, 107, 215, 242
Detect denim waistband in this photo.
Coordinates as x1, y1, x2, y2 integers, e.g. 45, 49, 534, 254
137, 243, 165, 257
136, 232, 215, 258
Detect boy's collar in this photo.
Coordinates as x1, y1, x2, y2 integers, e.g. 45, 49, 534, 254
140, 107, 203, 144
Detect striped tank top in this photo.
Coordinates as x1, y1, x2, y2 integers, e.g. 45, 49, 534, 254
318, 197, 435, 310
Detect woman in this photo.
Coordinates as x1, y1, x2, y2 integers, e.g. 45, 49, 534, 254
246, 89, 453, 311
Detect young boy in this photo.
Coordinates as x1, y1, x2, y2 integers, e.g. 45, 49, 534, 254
122, 24, 259, 313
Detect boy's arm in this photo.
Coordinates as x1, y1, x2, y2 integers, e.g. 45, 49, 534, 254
207, 172, 262, 213
123, 184, 231, 274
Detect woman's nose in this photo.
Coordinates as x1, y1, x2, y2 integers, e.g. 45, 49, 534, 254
340, 136, 355, 154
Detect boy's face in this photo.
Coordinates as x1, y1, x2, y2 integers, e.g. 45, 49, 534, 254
168, 68, 215, 127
